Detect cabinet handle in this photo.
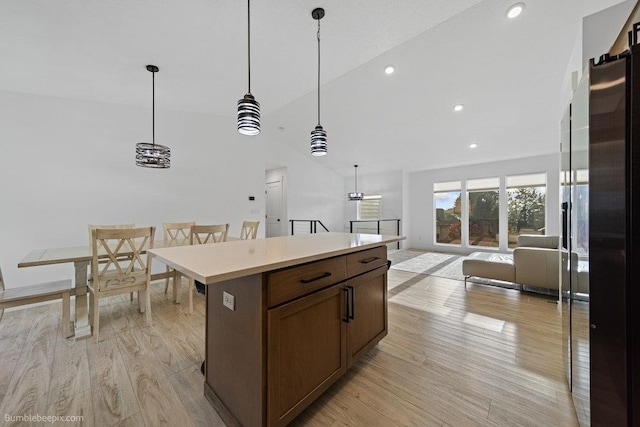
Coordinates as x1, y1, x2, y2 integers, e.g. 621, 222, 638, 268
300, 272, 332, 284
360, 257, 380, 264
347, 286, 355, 320
343, 287, 350, 323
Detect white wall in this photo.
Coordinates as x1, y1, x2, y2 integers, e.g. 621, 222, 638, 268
409, 154, 560, 254
402, 170, 411, 248
0, 90, 351, 288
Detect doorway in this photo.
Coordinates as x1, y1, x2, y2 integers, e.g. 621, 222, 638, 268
265, 167, 287, 237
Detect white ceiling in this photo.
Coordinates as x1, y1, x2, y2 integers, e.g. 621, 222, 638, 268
0, 0, 631, 176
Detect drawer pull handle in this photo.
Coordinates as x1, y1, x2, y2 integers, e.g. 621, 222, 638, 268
343, 287, 350, 323
347, 286, 355, 320
360, 257, 380, 264
300, 272, 332, 284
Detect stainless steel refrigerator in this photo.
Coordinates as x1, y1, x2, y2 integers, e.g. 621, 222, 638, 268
589, 44, 640, 426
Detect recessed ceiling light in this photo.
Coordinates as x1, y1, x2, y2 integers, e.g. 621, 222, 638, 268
469, 143, 478, 149
506, 3, 525, 19
454, 104, 464, 112
384, 65, 395, 75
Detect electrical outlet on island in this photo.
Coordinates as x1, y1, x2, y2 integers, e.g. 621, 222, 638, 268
223, 291, 235, 311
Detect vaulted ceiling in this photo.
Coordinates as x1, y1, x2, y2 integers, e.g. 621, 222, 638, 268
0, 0, 631, 176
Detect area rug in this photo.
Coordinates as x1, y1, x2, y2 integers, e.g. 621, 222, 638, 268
388, 250, 465, 280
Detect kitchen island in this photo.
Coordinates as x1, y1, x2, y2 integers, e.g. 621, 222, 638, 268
149, 232, 404, 426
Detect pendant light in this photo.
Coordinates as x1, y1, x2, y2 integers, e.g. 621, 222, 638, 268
136, 65, 171, 168
310, 7, 327, 156
348, 165, 364, 201
237, 0, 260, 135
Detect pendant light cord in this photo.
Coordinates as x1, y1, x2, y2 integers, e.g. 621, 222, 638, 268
247, 0, 251, 94
355, 165, 358, 192
317, 18, 321, 126
152, 69, 155, 147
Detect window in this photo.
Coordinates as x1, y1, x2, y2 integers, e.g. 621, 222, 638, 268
468, 177, 499, 248
507, 173, 546, 248
433, 172, 549, 249
434, 181, 461, 245
358, 195, 382, 220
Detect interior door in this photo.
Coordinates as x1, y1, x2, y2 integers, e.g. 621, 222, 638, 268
266, 179, 283, 237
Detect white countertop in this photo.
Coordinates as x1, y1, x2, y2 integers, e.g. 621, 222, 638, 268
148, 232, 405, 285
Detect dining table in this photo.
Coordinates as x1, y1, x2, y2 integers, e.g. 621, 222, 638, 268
17, 237, 236, 339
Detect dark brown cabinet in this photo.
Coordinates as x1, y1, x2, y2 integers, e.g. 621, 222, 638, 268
267, 284, 348, 426
266, 253, 388, 426
204, 244, 389, 427
347, 265, 387, 367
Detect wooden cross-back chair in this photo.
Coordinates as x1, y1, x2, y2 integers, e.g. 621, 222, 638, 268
88, 226, 155, 342
162, 221, 196, 298
88, 223, 136, 300
240, 220, 260, 240
184, 223, 229, 313
190, 223, 229, 245
88, 223, 135, 246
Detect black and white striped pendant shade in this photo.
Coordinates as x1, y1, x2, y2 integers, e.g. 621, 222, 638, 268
237, 93, 261, 135
310, 125, 327, 156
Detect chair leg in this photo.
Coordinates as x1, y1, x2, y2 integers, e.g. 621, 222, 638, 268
88, 290, 94, 326
173, 272, 180, 304
188, 278, 194, 314
62, 291, 71, 339
145, 286, 152, 326
93, 293, 100, 343
164, 266, 171, 293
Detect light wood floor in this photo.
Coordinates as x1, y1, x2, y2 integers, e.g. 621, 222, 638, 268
0, 271, 578, 426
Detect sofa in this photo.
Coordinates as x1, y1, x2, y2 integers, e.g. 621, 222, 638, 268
462, 235, 564, 291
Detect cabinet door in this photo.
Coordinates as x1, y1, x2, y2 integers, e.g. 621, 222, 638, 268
347, 265, 387, 367
267, 284, 347, 426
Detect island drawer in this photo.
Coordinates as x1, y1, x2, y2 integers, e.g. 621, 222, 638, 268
346, 246, 387, 277
267, 256, 347, 307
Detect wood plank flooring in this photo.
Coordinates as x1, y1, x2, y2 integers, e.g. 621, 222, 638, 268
0, 270, 578, 426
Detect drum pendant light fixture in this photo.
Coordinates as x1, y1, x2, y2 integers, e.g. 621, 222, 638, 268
310, 7, 327, 156
237, 0, 260, 135
348, 165, 364, 201
135, 65, 171, 168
